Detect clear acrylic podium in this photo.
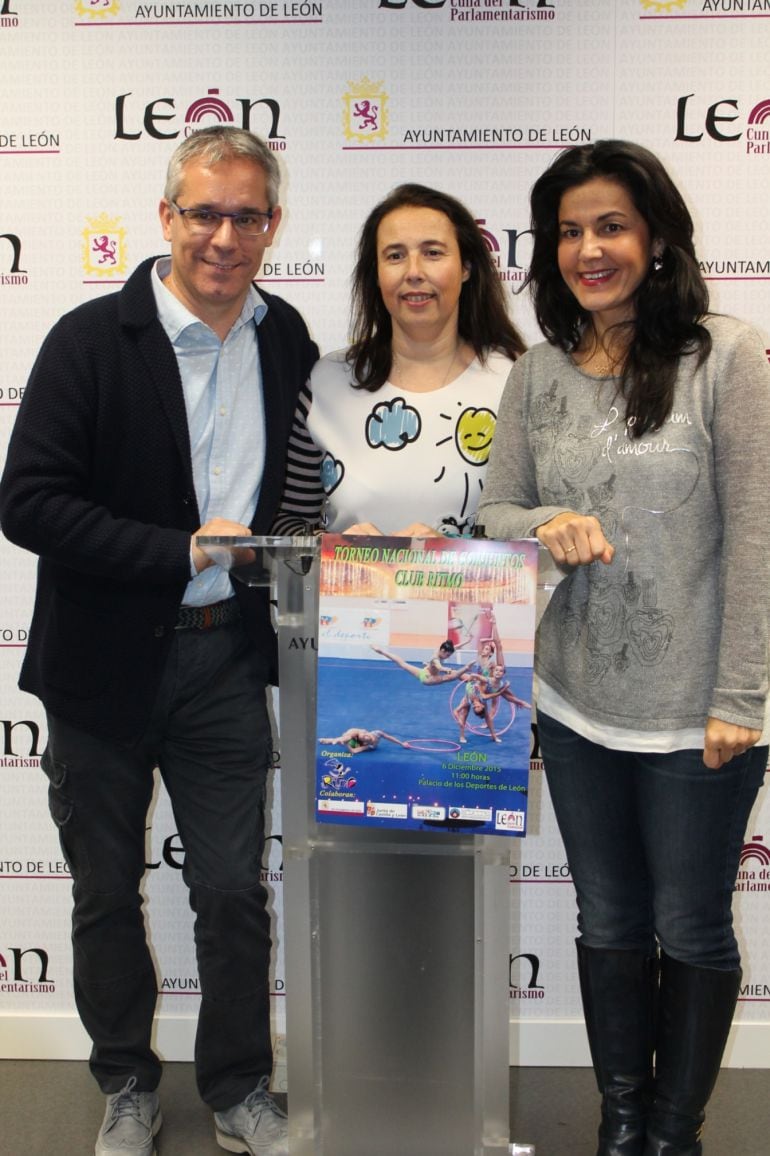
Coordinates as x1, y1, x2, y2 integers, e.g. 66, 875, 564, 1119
198, 535, 516, 1156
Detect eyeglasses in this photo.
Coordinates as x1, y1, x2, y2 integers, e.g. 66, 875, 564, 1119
171, 201, 274, 237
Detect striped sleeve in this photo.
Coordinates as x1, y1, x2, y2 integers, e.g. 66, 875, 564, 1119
271, 381, 326, 535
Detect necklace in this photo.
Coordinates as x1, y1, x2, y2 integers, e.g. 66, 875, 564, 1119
574, 336, 625, 378
391, 342, 463, 393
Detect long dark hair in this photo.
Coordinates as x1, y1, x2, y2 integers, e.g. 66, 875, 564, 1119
348, 183, 526, 391
527, 140, 711, 438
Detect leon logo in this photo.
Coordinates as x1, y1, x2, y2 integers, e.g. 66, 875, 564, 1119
82, 213, 127, 279
76, 0, 121, 18
115, 86, 284, 146
343, 77, 389, 145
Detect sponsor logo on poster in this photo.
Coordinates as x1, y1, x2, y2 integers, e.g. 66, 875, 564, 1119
495, 808, 525, 831
0, 946, 55, 992
76, 0, 323, 25
448, 804, 493, 821
412, 803, 446, 820
318, 797, 366, 814
366, 801, 408, 819
82, 213, 128, 280
115, 87, 286, 147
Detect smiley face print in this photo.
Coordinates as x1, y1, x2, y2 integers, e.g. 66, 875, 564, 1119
455, 406, 497, 465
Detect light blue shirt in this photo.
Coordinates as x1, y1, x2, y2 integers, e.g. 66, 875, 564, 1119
152, 257, 266, 606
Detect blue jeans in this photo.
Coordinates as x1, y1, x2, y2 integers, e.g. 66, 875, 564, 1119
41, 620, 275, 1110
538, 711, 767, 970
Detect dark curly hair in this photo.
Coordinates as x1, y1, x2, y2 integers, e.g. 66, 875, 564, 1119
527, 140, 711, 438
347, 183, 526, 391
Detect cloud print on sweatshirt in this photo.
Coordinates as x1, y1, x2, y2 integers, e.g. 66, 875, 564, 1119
366, 397, 422, 450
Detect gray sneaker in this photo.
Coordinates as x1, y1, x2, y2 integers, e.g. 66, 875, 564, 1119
95, 1077, 162, 1155
214, 1076, 288, 1155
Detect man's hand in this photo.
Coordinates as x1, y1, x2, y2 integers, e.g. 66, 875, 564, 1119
192, 518, 253, 573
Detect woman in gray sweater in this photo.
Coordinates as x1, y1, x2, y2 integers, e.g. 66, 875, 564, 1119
479, 141, 770, 1156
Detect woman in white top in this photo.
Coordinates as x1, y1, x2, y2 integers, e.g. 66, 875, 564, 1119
273, 183, 526, 537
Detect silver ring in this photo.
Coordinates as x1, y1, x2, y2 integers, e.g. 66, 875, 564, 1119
564, 545, 577, 555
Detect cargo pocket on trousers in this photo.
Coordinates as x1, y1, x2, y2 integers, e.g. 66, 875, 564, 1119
40, 747, 85, 877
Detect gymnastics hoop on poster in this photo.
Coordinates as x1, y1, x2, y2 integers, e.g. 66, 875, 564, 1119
449, 681, 516, 737
403, 738, 461, 753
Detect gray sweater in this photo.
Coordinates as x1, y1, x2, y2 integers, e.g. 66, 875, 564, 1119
479, 315, 770, 733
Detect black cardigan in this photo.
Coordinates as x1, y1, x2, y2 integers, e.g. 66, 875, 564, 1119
0, 257, 318, 740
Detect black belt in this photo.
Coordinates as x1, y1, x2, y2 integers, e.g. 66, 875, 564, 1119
175, 598, 240, 631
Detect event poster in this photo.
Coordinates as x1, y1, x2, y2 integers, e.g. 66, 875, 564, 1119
315, 535, 537, 836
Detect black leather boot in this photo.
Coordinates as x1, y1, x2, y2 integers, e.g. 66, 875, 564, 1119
644, 952, 741, 1155
576, 941, 659, 1156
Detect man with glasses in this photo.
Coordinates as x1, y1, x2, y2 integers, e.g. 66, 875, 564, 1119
0, 126, 318, 1156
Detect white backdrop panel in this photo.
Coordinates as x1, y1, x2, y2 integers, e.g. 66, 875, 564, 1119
1, 0, 769, 1067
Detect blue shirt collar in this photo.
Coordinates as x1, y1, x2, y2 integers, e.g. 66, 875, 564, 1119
151, 256, 267, 342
